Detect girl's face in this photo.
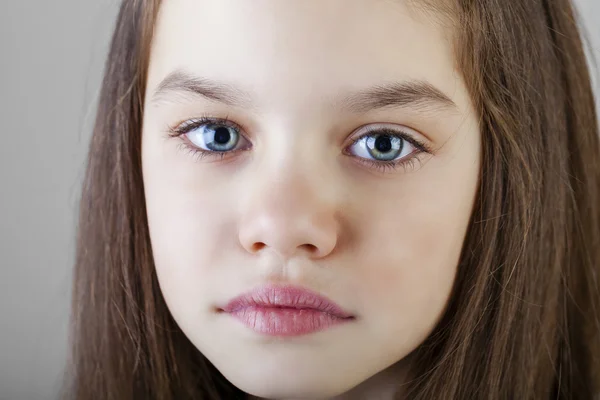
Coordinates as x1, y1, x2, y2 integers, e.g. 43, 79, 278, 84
142, 0, 480, 398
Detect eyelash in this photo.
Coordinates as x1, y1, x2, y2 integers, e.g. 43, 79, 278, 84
167, 114, 433, 173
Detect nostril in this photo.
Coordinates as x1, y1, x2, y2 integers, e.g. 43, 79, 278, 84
251, 242, 266, 252
301, 244, 318, 253
249, 242, 317, 255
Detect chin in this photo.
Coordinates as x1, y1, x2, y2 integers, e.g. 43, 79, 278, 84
233, 380, 349, 400
220, 365, 356, 399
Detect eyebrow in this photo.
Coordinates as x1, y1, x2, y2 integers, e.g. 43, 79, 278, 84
338, 80, 458, 113
152, 70, 252, 108
151, 69, 458, 113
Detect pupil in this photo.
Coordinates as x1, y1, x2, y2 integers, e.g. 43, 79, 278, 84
214, 127, 231, 144
375, 136, 392, 152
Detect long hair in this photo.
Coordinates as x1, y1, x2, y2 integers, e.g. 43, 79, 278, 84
62, 0, 600, 398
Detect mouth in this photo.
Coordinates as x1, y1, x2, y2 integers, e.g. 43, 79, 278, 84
217, 284, 356, 337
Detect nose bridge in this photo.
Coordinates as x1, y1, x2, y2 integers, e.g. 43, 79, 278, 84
238, 143, 340, 260
260, 161, 327, 219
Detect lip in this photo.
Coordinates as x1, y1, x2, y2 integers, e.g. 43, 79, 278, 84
219, 284, 355, 337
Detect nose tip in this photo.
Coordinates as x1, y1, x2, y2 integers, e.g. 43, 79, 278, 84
239, 213, 338, 260
237, 156, 340, 261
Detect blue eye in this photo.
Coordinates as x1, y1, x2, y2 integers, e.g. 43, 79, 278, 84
348, 131, 415, 163
349, 128, 423, 162
170, 117, 431, 173
185, 121, 243, 152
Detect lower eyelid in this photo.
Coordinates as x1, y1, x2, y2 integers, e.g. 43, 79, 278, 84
351, 153, 423, 174
174, 125, 429, 170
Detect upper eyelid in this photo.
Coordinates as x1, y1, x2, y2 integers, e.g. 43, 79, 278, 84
171, 116, 431, 150
352, 123, 423, 141
173, 116, 241, 132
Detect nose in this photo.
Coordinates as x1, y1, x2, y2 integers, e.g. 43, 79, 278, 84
238, 166, 339, 260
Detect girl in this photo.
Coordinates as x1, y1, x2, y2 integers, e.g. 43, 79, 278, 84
62, 0, 600, 399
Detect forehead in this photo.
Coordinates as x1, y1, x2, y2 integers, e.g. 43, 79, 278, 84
145, 0, 469, 115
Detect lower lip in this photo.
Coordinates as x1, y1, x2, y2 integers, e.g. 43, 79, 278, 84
227, 306, 352, 336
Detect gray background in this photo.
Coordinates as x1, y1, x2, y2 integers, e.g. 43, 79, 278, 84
0, 1, 598, 399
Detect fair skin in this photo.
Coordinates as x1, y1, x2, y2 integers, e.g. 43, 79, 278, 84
141, 0, 480, 399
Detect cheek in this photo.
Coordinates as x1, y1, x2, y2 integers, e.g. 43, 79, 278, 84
352, 183, 471, 344
356, 227, 459, 320
142, 153, 234, 309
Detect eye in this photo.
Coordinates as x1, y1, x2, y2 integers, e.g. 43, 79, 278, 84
346, 125, 429, 165
169, 117, 432, 173
180, 118, 249, 153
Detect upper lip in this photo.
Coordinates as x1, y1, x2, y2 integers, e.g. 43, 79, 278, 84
220, 284, 354, 319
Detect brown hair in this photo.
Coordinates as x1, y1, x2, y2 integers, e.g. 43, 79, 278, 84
61, 0, 600, 398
